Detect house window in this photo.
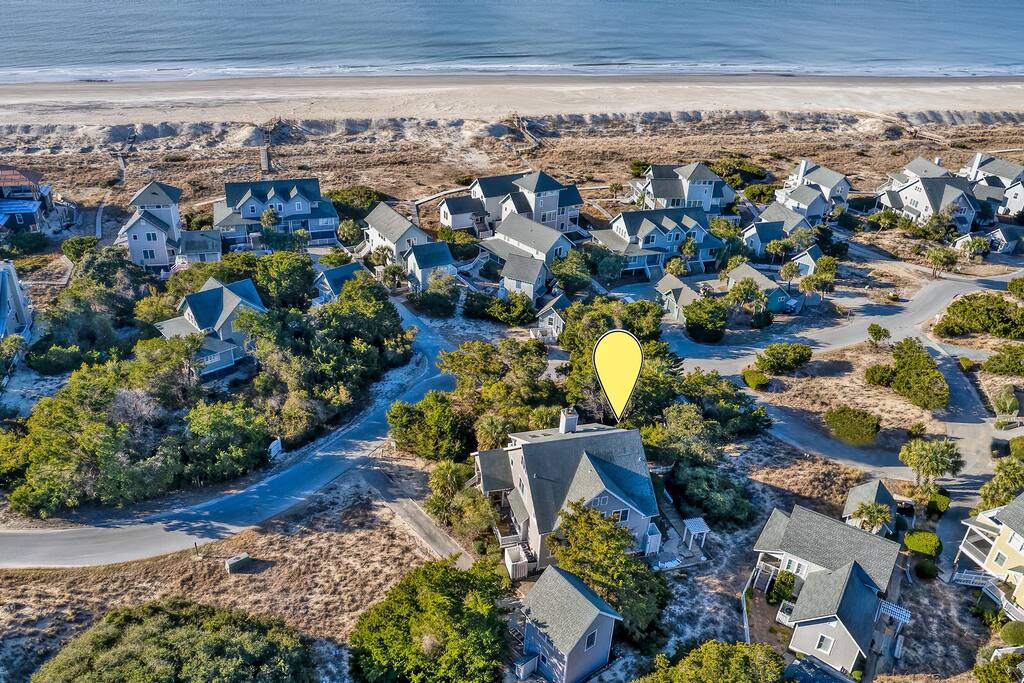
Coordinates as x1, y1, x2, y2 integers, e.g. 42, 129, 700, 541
559, 207, 565, 215
519, 479, 524, 494
276, 203, 283, 212
15, 214, 23, 225
132, 234, 138, 241
815, 634, 834, 654
249, 205, 257, 214
142, 249, 155, 260
146, 232, 157, 241
295, 201, 304, 212
996, 552, 1008, 567
542, 211, 557, 223
597, 496, 608, 506
618, 509, 630, 522
585, 631, 597, 651
540, 653, 547, 665
644, 234, 655, 244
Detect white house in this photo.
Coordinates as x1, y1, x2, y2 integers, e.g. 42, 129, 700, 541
790, 245, 825, 276
1006, 181, 1024, 217
959, 152, 1024, 190
781, 160, 851, 208
313, 262, 368, 304
479, 213, 572, 267
628, 162, 736, 216
0, 260, 33, 339
955, 225, 1024, 255
534, 293, 571, 340
590, 207, 718, 278
404, 241, 455, 291
498, 170, 583, 234
115, 181, 221, 277
364, 202, 430, 261
438, 194, 487, 232
877, 175, 979, 233
775, 184, 829, 225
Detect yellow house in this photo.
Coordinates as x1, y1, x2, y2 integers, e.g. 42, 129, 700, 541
955, 493, 1024, 620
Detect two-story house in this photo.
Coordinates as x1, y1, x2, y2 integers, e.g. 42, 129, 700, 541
363, 202, 430, 261
959, 152, 1024, 191
501, 254, 549, 306
475, 409, 661, 579
775, 184, 829, 225
312, 262, 368, 305
479, 213, 572, 268
590, 207, 718, 278
742, 202, 813, 256
212, 178, 339, 247
116, 181, 222, 277
154, 277, 267, 375
0, 260, 33, 339
753, 505, 905, 677
955, 491, 1024, 622
876, 156, 952, 195
628, 162, 736, 216
780, 160, 851, 209
877, 175, 979, 233
654, 273, 701, 323
404, 241, 455, 291
456, 171, 531, 232
498, 171, 583, 234
518, 566, 622, 683
0, 165, 53, 233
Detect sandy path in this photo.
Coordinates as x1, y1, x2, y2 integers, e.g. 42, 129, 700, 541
1, 75, 1024, 125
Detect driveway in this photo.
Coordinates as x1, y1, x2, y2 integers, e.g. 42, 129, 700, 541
0, 302, 455, 567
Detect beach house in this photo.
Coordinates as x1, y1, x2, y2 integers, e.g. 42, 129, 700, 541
726, 263, 790, 313
752, 505, 906, 677
775, 184, 829, 225
116, 181, 221, 277
953, 491, 1024, 622
790, 244, 825, 276
517, 566, 622, 683
628, 163, 736, 216
590, 207, 718, 278
444, 170, 583, 235
877, 175, 979, 233
0, 260, 33, 340
959, 152, 1024, 191
479, 213, 572, 267
654, 273, 700, 322
212, 178, 339, 248
0, 165, 53, 233
155, 277, 267, 375
841, 480, 897, 535
313, 262, 368, 304
500, 254, 549, 306
404, 241, 455, 291
363, 202, 430, 261
475, 409, 661, 578
534, 293, 571, 340
780, 160, 851, 209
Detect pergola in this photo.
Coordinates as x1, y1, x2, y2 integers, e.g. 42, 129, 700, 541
681, 516, 710, 551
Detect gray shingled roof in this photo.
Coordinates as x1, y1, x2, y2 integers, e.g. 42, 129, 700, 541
502, 191, 532, 214
536, 292, 571, 319
727, 262, 781, 293
473, 171, 530, 199
753, 505, 900, 591
675, 162, 722, 183
316, 262, 367, 297
757, 202, 810, 233
224, 178, 327, 209
994, 492, 1024, 537
975, 154, 1024, 182
786, 184, 826, 206
122, 209, 173, 235
745, 221, 786, 244
176, 277, 266, 332
800, 162, 848, 191
521, 566, 621, 654
612, 207, 710, 238
514, 170, 565, 194
406, 241, 454, 269
501, 254, 546, 284
905, 156, 951, 179
440, 194, 484, 215
917, 176, 979, 214
842, 480, 896, 520
180, 230, 221, 256
365, 202, 421, 244
655, 273, 700, 308
476, 448, 513, 493
507, 424, 659, 535
129, 181, 182, 207
790, 561, 878, 654
793, 244, 824, 264
495, 213, 568, 254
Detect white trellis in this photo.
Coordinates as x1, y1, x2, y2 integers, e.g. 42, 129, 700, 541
682, 516, 710, 551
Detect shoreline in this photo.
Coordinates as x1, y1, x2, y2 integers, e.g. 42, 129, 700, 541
2, 74, 1024, 126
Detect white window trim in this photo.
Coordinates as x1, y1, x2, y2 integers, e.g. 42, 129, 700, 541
996, 551, 1008, 567
816, 634, 834, 654
584, 630, 597, 651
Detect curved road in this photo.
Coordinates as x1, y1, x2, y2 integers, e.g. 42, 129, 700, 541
0, 303, 454, 567
1, 262, 1021, 569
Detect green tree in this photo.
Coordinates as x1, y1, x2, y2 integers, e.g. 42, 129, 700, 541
960, 235, 990, 258
327, 186, 381, 218
640, 403, 718, 464
260, 206, 280, 229
754, 343, 812, 374
852, 501, 892, 531
979, 456, 1024, 511
60, 236, 98, 263
664, 256, 685, 276
349, 560, 509, 683
31, 598, 316, 683
133, 291, 177, 325
387, 390, 470, 460
743, 183, 781, 204
550, 500, 667, 641
550, 250, 591, 293
816, 255, 839, 278
683, 297, 727, 343
633, 640, 784, 683
1009, 278, 1024, 302
779, 261, 799, 293
718, 254, 748, 281
598, 253, 627, 280
926, 246, 958, 278
337, 218, 363, 245
867, 323, 891, 347
899, 438, 964, 493
764, 239, 794, 263
181, 400, 272, 485
974, 652, 1024, 683
255, 251, 315, 308
799, 273, 835, 302
380, 263, 406, 288
366, 245, 393, 268
319, 247, 353, 267
727, 277, 766, 313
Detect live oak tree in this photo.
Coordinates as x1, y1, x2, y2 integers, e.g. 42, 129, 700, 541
926, 246, 958, 278
550, 500, 667, 642
550, 250, 592, 293
868, 323, 891, 347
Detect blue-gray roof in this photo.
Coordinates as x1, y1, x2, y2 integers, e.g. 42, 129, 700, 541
130, 181, 182, 207
521, 566, 621, 654
179, 277, 266, 331
473, 171, 530, 199
842, 479, 896, 520
406, 241, 454, 269
514, 170, 565, 194
790, 561, 879, 655
224, 178, 329, 210
365, 202, 423, 244
612, 207, 710, 238
316, 262, 367, 297
440, 195, 485, 215
501, 254, 545, 284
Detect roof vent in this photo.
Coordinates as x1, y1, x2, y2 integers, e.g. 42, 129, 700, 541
559, 407, 578, 434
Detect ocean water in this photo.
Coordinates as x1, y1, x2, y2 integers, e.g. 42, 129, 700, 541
1, 0, 1023, 83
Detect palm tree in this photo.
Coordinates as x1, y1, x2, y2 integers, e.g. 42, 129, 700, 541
899, 438, 965, 494
779, 261, 800, 294
852, 501, 892, 532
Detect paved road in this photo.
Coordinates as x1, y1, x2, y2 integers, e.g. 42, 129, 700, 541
0, 303, 455, 567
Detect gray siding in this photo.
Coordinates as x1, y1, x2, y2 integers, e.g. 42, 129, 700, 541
790, 618, 861, 674
563, 614, 616, 683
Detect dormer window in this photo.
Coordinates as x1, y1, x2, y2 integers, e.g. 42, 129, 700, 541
249, 205, 257, 214
295, 201, 304, 212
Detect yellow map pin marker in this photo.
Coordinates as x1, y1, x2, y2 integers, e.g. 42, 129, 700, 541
592, 329, 644, 422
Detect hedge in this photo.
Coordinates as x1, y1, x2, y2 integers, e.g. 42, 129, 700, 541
1003, 621, 1024, 646
1011, 435, 1024, 459
824, 405, 880, 446
934, 292, 1024, 339
754, 343, 813, 374
914, 558, 939, 580
904, 529, 942, 557
865, 364, 896, 387
742, 369, 769, 390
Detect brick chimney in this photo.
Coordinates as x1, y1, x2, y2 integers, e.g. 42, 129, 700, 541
559, 407, 578, 434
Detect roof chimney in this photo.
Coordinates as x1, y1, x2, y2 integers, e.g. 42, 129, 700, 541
934, 156, 943, 167
559, 407, 578, 434
797, 159, 810, 182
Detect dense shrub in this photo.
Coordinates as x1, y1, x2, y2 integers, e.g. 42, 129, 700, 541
994, 384, 1020, 417
975, 653, 1024, 683
984, 344, 1024, 376
890, 338, 949, 410
683, 297, 728, 343
754, 343, 812, 374
915, 558, 939, 580
31, 598, 316, 683
824, 405, 880, 445
479, 259, 500, 280
927, 491, 950, 517
60, 235, 99, 263
1004, 622, 1024, 646
743, 183, 781, 204
767, 570, 795, 605
750, 308, 774, 329
26, 342, 84, 375
1010, 278, 1024, 301
406, 274, 460, 318
934, 293, 1024, 339
960, 355, 976, 371
669, 460, 758, 529
387, 390, 472, 460
904, 529, 942, 557
325, 185, 380, 218
865, 363, 896, 386
679, 368, 772, 437
907, 422, 926, 440
710, 157, 767, 189
1011, 436, 1024, 458
742, 369, 769, 390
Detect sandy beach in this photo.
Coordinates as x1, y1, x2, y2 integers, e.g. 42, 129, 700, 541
2, 74, 1024, 126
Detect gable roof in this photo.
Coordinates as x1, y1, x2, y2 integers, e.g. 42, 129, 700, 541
180, 277, 266, 331
842, 480, 897, 519
496, 213, 568, 254
365, 202, 422, 244
522, 566, 621, 654
786, 184, 826, 206
789, 561, 878, 654
993, 492, 1024, 537
905, 156, 951, 179
800, 162, 848, 191
727, 262, 782, 293
501, 254, 546, 284
0, 165, 43, 187
612, 207, 710, 238
757, 202, 810, 233
675, 162, 723, 183
744, 221, 786, 244
129, 181, 182, 207
123, 209, 173, 235
224, 178, 326, 209
315, 262, 367, 296
655, 273, 700, 308
753, 504, 901, 590
537, 292, 571, 320
974, 153, 1024, 182
915, 176, 979, 214
406, 241, 454, 269
793, 244, 824, 263
476, 448, 514, 493
507, 423, 659, 535
180, 230, 221, 255
514, 170, 565, 194
473, 171, 530, 199
440, 194, 485, 215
